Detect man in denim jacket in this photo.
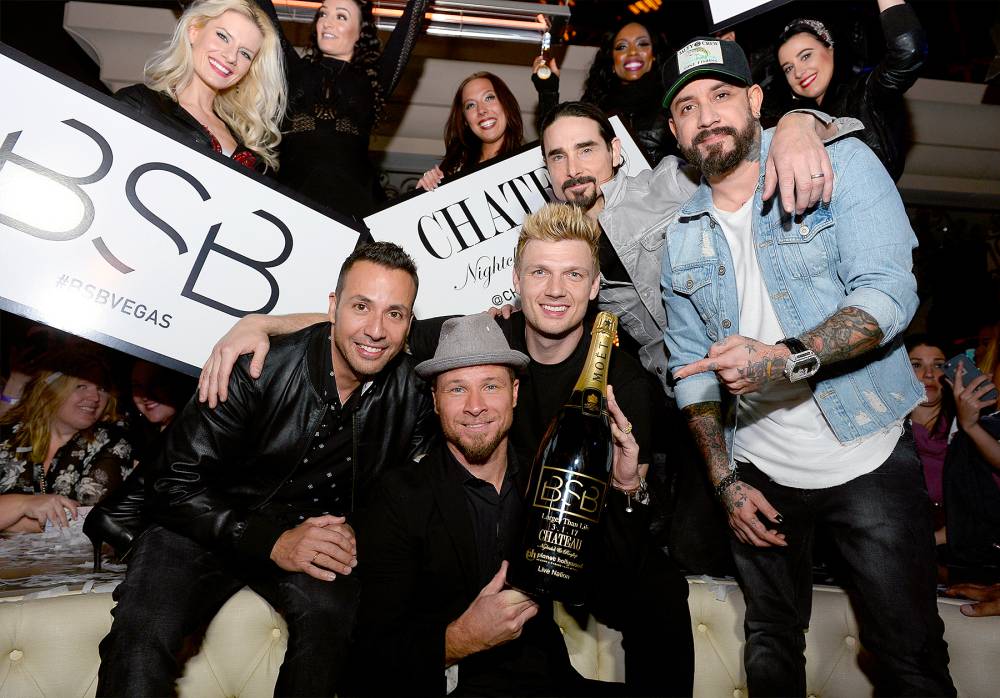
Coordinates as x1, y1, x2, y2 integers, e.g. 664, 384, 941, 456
660, 38, 954, 696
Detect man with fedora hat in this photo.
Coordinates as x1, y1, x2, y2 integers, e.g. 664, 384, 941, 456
380, 204, 693, 696
661, 37, 954, 696
354, 311, 648, 697
197, 203, 694, 694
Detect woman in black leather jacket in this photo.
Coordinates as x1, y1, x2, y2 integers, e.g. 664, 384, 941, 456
775, 0, 927, 181
116, 0, 287, 174
531, 21, 673, 167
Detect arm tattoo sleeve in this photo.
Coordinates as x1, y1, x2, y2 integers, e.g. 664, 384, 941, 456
681, 401, 731, 487
800, 306, 884, 365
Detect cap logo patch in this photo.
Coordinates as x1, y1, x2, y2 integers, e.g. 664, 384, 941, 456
677, 40, 724, 72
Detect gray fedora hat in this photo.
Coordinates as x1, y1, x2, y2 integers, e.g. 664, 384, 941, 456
415, 313, 529, 379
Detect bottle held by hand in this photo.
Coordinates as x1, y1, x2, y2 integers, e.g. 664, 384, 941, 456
508, 312, 618, 604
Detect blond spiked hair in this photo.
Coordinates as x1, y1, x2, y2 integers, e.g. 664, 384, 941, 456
515, 203, 602, 276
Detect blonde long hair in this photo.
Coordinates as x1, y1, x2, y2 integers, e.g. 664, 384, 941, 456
0, 355, 119, 464
145, 0, 286, 170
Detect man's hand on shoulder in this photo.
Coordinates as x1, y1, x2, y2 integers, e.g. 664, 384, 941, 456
765, 112, 835, 215
270, 515, 358, 582
198, 312, 327, 407
444, 561, 539, 666
199, 314, 274, 408
673, 335, 790, 395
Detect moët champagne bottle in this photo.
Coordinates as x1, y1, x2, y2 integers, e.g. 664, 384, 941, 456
508, 311, 617, 604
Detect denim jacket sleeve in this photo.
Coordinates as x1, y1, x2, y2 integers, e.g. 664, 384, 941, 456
827, 139, 918, 344
660, 229, 722, 410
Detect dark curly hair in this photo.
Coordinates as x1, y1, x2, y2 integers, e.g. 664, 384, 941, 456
581, 20, 669, 110
306, 0, 386, 120
439, 72, 524, 177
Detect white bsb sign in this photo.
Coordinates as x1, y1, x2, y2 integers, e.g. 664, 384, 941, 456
364, 117, 649, 319
704, 0, 794, 31
0, 46, 360, 374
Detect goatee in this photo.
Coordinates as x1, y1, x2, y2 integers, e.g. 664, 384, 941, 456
680, 117, 759, 178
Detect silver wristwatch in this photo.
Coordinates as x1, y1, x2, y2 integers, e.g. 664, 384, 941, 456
777, 337, 820, 382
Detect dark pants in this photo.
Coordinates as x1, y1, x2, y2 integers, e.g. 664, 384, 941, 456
731, 431, 955, 697
585, 536, 694, 697
97, 525, 361, 697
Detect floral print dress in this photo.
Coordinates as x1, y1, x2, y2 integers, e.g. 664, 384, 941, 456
0, 423, 133, 506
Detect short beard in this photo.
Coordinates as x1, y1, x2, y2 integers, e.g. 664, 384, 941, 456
443, 424, 508, 465
680, 114, 760, 179
561, 176, 599, 212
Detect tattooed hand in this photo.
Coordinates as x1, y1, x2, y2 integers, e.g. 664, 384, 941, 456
673, 335, 790, 394
719, 480, 787, 547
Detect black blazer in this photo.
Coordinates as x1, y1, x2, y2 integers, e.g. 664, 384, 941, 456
355, 442, 650, 696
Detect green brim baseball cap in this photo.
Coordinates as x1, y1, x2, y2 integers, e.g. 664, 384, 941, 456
662, 37, 753, 110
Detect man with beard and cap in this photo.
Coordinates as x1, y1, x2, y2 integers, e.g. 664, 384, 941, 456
353, 309, 650, 697
660, 37, 954, 697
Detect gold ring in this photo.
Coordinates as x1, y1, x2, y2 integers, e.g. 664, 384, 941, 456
311, 552, 320, 564
623, 421, 633, 434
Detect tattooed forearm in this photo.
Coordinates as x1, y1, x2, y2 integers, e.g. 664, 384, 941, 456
681, 401, 730, 486
800, 306, 883, 365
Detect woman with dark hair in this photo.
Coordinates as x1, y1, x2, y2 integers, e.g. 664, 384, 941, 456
906, 334, 953, 543
0, 351, 131, 533
84, 360, 194, 570
416, 72, 524, 191
117, 0, 288, 173
255, 0, 429, 218
775, 0, 927, 181
531, 21, 672, 166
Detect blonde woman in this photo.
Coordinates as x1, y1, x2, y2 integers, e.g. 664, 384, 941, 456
116, 0, 287, 172
0, 352, 132, 533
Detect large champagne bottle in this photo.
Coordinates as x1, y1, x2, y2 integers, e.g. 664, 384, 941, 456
508, 312, 617, 604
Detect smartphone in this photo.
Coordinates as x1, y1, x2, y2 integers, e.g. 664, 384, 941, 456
942, 354, 999, 404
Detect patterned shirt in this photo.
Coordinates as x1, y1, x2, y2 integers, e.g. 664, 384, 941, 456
0, 423, 133, 505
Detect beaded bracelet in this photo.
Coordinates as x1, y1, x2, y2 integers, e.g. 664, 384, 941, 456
714, 468, 740, 500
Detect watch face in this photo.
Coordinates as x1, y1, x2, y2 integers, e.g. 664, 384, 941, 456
786, 352, 820, 382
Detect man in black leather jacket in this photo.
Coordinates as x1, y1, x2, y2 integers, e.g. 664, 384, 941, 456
96, 242, 436, 697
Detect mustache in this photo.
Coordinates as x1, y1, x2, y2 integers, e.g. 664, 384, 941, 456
562, 175, 597, 192
693, 127, 739, 146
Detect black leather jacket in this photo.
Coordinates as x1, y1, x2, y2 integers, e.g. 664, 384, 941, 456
146, 322, 437, 563
115, 84, 266, 173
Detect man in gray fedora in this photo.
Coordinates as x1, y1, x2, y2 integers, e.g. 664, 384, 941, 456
353, 311, 646, 697
195, 204, 695, 694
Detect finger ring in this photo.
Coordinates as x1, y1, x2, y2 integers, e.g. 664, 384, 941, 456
311, 552, 320, 564
623, 421, 632, 434
810, 173, 825, 179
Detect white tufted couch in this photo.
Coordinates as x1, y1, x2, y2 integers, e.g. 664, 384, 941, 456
1, 578, 998, 697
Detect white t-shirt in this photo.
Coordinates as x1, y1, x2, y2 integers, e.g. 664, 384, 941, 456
713, 199, 901, 489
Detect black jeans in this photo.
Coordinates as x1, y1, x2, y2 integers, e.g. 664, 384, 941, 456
731, 430, 955, 697
97, 525, 361, 697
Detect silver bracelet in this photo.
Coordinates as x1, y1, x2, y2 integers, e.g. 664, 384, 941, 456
613, 476, 649, 513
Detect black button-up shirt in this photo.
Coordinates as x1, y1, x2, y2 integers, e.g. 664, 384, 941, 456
263, 336, 364, 526
444, 445, 523, 589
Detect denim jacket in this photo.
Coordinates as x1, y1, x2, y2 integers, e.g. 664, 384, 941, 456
600, 111, 862, 396
661, 129, 924, 445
